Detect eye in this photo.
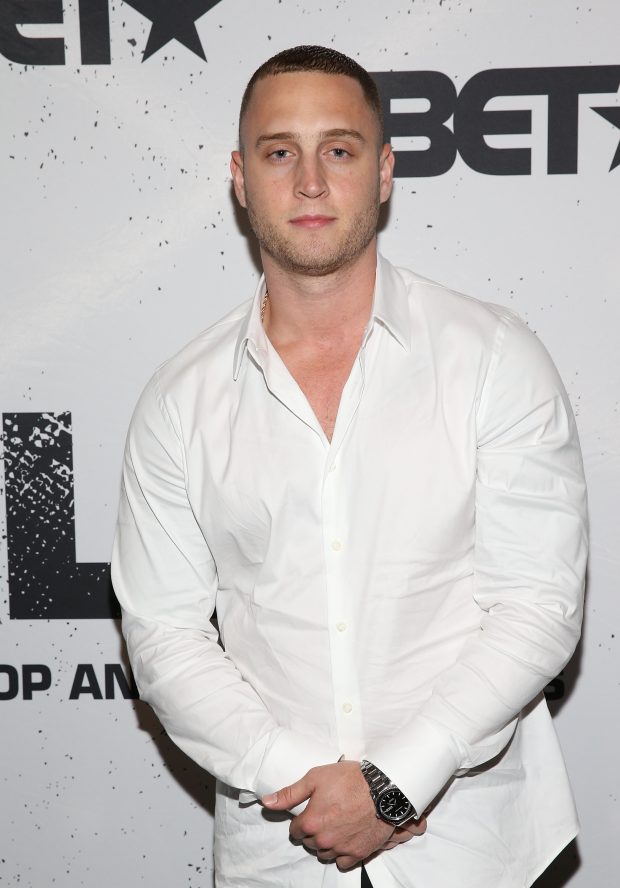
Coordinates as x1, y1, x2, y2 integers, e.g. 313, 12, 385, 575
268, 149, 292, 161
329, 147, 351, 159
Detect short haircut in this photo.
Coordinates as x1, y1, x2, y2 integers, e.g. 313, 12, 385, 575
239, 45, 384, 148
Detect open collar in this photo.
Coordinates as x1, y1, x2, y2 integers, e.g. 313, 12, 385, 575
232, 252, 411, 380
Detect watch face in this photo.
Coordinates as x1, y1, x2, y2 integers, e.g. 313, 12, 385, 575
377, 788, 414, 824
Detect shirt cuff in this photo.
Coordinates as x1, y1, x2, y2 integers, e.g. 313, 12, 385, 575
364, 716, 462, 817
239, 728, 339, 814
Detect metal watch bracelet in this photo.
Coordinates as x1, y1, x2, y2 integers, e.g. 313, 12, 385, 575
360, 759, 419, 824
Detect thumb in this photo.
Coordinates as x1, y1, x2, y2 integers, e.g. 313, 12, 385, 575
262, 775, 313, 810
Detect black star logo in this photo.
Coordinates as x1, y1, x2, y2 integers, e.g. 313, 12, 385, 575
122, 0, 224, 62
591, 105, 620, 171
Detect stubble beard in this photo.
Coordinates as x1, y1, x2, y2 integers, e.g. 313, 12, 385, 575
245, 190, 381, 277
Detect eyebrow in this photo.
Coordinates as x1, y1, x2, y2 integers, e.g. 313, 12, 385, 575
255, 128, 367, 148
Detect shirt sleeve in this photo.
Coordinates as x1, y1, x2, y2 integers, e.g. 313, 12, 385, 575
365, 310, 588, 817
111, 373, 338, 799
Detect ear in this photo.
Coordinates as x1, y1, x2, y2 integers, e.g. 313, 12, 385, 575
379, 143, 395, 204
230, 150, 247, 208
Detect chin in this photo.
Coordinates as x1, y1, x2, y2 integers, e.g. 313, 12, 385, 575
264, 236, 376, 277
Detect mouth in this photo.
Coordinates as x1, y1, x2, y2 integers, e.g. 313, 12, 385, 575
289, 215, 336, 229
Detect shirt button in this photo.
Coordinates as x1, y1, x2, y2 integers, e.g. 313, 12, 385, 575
331, 539, 342, 552
336, 622, 347, 632
342, 702, 353, 714
328, 463, 337, 473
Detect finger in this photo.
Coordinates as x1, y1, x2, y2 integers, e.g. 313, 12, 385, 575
401, 816, 427, 837
294, 832, 320, 850
382, 832, 412, 850
336, 855, 360, 871
289, 809, 321, 843
262, 776, 312, 811
379, 818, 428, 852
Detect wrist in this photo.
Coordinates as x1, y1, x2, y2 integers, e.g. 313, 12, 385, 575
360, 759, 419, 826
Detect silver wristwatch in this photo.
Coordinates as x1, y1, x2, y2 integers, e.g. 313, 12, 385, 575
360, 759, 419, 826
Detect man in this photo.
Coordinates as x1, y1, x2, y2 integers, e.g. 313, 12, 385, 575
112, 46, 588, 888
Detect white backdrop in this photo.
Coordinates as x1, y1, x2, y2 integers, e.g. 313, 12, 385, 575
1, 1, 618, 886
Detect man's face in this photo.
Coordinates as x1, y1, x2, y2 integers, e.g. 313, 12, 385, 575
231, 72, 394, 277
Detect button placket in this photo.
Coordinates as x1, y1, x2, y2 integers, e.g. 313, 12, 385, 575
322, 445, 364, 752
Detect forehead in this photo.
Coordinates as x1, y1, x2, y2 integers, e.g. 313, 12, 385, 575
242, 71, 377, 139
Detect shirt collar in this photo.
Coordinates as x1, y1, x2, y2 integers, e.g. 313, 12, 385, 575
370, 252, 411, 352
232, 252, 411, 379
233, 275, 269, 380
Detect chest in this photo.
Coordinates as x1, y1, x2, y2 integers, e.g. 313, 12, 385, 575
276, 339, 362, 441
184, 338, 480, 583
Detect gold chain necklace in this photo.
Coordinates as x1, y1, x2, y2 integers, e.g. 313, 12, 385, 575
260, 292, 269, 325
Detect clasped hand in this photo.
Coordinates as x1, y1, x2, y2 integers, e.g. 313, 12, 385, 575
262, 761, 427, 871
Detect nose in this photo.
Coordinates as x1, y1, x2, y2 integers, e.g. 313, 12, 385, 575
295, 155, 328, 199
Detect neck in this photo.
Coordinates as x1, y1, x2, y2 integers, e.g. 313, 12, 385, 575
261, 240, 378, 347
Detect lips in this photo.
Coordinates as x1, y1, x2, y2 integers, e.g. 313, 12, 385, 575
289, 215, 336, 229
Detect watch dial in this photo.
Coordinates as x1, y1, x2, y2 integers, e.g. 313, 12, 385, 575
378, 788, 413, 823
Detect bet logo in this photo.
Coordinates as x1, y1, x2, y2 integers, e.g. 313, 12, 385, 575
0, 0, 223, 65
374, 66, 620, 176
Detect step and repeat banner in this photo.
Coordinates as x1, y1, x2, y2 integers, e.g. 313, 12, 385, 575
1, 1, 618, 885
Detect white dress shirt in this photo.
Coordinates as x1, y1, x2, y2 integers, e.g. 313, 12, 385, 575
112, 253, 588, 888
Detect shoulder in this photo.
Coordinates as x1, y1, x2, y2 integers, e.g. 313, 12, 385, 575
380, 255, 547, 365
391, 260, 522, 345
129, 297, 251, 439
156, 298, 251, 391
380, 254, 563, 404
